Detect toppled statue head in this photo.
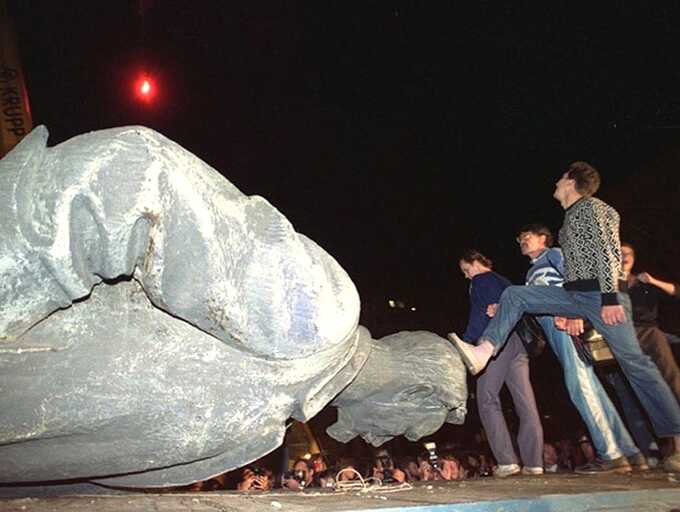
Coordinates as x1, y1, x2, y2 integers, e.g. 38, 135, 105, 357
0, 126, 467, 489
0, 125, 365, 486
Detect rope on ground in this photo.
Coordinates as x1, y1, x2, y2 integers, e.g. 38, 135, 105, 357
334, 467, 413, 494
204, 466, 414, 499
163, 467, 414, 500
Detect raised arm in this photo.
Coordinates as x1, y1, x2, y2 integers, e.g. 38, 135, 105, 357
638, 272, 679, 297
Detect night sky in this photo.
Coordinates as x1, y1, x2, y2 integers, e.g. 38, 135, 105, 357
9, 1, 680, 345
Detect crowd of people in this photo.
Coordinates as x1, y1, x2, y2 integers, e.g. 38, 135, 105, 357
188, 161, 679, 492
451, 161, 680, 476
185, 431, 633, 491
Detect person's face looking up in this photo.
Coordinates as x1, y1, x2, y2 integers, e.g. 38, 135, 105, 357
553, 172, 576, 203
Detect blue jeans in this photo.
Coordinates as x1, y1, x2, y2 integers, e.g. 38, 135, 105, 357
537, 316, 639, 459
605, 370, 659, 457
482, 285, 680, 438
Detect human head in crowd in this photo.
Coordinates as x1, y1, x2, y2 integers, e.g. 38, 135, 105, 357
439, 454, 465, 480
455, 453, 479, 479
309, 453, 327, 473
577, 435, 596, 464
565, 161, 601, 197
314, 468, 336, 488
416, 450, 464, 481
236, 466, 271, 491
308, 454, 332, 487
202, 473, 228, 490
543, 442, 559, 473
621, 242, 636, 275
459, 249, 493, 280
459, 453, 490, 478
554, 161, 600, 206
335, 456, 361, 481
282, 458, 314, 490
401, 456, 420, 481
477, 454, 493, 477
373, 448, 406, 483
556, 438, 575, 470
517, 223, 553, 258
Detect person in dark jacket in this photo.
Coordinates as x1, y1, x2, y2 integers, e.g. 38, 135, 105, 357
458, 250, 543, 477
622, 242, 680, 399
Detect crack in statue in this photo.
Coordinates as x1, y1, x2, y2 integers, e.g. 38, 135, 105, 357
0, 126, 467, 487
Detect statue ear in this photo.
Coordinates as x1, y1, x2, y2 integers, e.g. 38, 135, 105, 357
1, 124, 49, 173
4, 126, 50, 245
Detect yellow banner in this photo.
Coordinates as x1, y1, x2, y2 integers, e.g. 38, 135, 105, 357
0, 11, 32, 157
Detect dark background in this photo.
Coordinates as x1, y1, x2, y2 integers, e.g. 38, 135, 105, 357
8, 1, 680, 437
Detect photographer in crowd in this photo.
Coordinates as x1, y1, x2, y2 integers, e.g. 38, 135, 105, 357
416, 452, 465, 481
236, 466, 272, 491
372, 448, 406, 483
282, 458, 315, 490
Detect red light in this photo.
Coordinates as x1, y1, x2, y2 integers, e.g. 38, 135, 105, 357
134, 75, 156, 102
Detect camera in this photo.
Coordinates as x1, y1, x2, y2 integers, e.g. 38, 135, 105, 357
382, 468, 395, 483
377, 452, 396, 483
294, 469, 307, 489
283, 469, 307, 488
314, 469, 336, 488
424, 442, 439, 470
251, 466, 264, 476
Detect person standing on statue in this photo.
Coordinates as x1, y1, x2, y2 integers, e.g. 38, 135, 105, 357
508, 223, 646, 473
449, 161, 680, 472
458, 250, 544, 478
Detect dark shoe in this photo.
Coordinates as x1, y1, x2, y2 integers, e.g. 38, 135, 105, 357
575, 456, 632, 475
628, 452, 650, 472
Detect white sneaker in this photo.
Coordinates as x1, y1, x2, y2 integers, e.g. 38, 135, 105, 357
521, 466, 544, 475
447, 332, 488, 375
493, 464, 521, 478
